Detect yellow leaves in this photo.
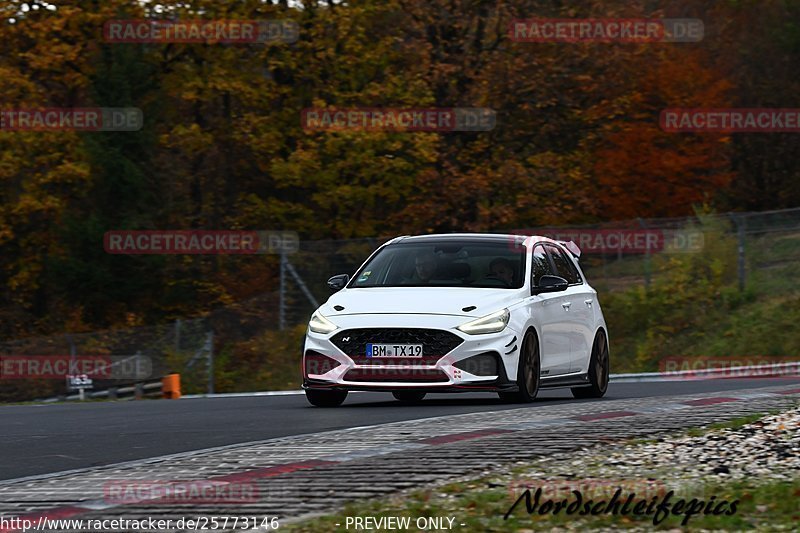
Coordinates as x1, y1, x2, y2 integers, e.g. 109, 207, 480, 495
44, 160, 91, 187
0, 222, 13, 246
10, 193, 63, 217
63, 306, 92, 333
7, 261, 42, 294
0, 65, 41, 101
160, 123, 214, 153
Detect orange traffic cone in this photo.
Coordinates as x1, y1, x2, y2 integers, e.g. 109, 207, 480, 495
162, 373, 181, 399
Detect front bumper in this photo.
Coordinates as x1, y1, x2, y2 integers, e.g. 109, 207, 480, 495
302, 314, 521, 391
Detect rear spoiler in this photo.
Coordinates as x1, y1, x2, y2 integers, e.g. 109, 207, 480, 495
556, 240, 581, 260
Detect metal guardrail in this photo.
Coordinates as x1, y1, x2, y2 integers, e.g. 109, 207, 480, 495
40, 379, 163, 402
34, 362, 800, 401
610, 362, 800, 383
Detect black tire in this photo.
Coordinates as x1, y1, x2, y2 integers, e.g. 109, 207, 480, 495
498, 330, 540, 403
572, 329, 610, 399
305, 389, 348, 407
392, 391, 426, 403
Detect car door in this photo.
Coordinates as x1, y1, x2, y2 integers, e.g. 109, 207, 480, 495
530, 244, 571, 376
544, 243, 593, 374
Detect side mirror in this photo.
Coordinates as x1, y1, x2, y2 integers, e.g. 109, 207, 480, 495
532, 275, 569, 295
327, 274, 350, 292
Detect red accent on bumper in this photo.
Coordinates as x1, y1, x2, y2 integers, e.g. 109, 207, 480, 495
343, 367, 449, 382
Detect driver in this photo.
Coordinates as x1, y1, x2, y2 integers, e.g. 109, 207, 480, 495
404, 251, 438, 284
488, 257, 514, 285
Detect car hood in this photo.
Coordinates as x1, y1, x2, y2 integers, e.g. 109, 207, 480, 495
321, 287, 523, 318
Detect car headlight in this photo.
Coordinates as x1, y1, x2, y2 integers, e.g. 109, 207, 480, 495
308, 311, 338, 334
457, 308, 510, 335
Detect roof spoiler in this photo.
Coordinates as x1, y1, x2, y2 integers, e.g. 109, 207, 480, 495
557, 240, 581, 260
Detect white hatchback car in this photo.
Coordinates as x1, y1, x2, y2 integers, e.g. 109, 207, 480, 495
302, 234, 610, 407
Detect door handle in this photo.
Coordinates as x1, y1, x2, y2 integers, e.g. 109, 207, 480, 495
584, 299, 593, 307
562, 302, 571, 310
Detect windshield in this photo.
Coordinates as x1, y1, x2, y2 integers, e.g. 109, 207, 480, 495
349, 241, 526, 289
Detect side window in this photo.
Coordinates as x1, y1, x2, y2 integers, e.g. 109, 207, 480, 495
530, 245, 553, 286
545, 244, 580, 284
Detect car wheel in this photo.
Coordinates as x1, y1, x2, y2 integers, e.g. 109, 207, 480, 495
392, 391, 426, 403
305, 389, 348, 407
572, 329, 609, 399
498, 330, 540, 403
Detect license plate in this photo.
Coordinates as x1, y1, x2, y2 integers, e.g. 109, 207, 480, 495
366, 343, 423, 358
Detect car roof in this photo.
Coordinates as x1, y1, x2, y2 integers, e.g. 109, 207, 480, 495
387, 233, 580, 258
395, 233, 524, 243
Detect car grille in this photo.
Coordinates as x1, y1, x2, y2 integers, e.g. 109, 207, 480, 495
331, 328, 463, 365
343, 367, 449, 382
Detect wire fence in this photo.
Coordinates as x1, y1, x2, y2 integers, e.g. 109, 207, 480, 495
560, 208, 800, 293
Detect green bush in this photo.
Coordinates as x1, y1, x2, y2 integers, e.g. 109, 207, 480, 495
213, 324, 307, 392
604, 216, 744, 371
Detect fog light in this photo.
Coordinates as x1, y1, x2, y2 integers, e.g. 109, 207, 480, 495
454, 352, 499, 376
304, 351, 341, 377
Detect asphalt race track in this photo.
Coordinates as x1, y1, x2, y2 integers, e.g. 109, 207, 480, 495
1, 377, 798, 481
